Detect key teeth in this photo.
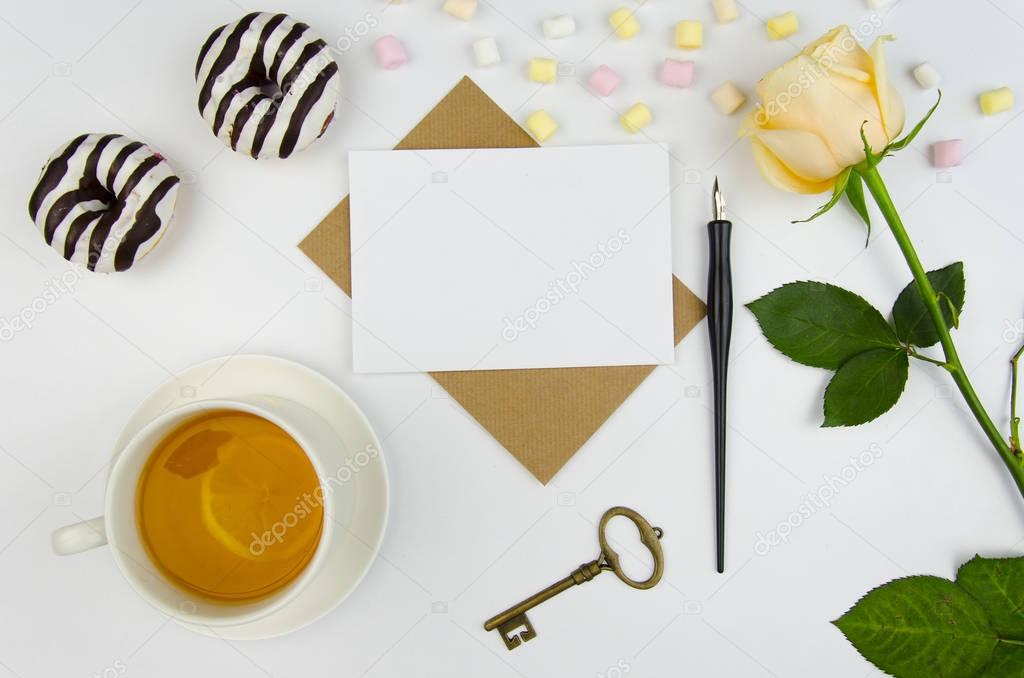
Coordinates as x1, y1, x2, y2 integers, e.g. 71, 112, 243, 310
498, 613, 537, 650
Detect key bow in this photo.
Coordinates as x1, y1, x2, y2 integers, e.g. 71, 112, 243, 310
598, 506, 665, 590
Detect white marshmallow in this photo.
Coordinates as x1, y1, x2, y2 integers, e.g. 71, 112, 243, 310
472, 37, 500, 67
542, 15, 576, 39
866, 0, 893, 8
913, 62, 941, 89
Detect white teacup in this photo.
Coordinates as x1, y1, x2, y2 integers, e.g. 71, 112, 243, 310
52, 396, 362, 631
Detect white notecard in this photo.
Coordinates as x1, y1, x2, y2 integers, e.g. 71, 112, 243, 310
348, 145, 675, 374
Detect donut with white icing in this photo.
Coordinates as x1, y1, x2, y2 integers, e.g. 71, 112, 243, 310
28, 133, 180, 273
195, 12, 341, 159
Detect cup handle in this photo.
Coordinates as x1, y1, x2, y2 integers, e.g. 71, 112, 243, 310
51, 516, 108, 556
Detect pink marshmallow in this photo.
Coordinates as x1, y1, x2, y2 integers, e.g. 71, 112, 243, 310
660, 58, 694, 88
374, 35, 408, 69
588, 65, 621, 97
931, 139, 963, 168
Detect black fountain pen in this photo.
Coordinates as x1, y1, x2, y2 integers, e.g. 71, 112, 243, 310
707, 178, 733, 574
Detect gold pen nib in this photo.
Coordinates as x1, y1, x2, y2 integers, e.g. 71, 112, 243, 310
712, 177, 725, 222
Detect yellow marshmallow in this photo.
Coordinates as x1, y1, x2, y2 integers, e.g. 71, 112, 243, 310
528, 57, 558, 84
711, 81, 746, 115
766, 12, 799, 40
442, 0, 477, 21
609, 8, 640, 39
675, 21, 703, 49
980, 87, 1014, 116
712, 0, 739, 23
524, 110, 558, 142
620, 103, 652, 133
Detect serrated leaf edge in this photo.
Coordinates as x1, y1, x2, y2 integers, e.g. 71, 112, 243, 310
746, 281, 902, 370
892, 262, 967, 348
832, 574, 1002, 676
957, 553, 1024, 642
821, 348, 909, 428
834, 557, 1024, 678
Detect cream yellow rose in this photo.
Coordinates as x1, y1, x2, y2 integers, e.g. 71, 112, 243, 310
742, 26, 905, 194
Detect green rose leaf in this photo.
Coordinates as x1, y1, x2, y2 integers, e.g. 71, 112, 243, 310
957, 555, 1024, 638
793, 167, 852, 224
887, 91, 943, 154
823, 348, 909, 427
836, 556, 1024, 677
834, 575, 998, 678
983, 643, 1024, 677
747, 282, 901, 370
844, 170, 872, 243
892, 262, 966, 348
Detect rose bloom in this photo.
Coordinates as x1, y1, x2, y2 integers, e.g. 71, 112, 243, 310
742, 26, 906, 194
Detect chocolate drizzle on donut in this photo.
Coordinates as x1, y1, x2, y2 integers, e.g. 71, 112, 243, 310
280, 39, 327, 94
195, 12, 341, 159
114, 175, 180, 272
197, 12, 260, 114
87, 154, 163, 270
211, 13, 288, 138
43, 133, 121, 245
106, 141, 142, 189
280, 61, 339, 158
269, 22, 308, 84
250, 101, 281, 159
28, 134, 180, 273
28, 133, 89, 222
195, 25, 226, 79
43, 183, 108, 246
63, 211, 103, 261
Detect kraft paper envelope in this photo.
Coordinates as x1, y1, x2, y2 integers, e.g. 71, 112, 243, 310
299, 76, 706, 484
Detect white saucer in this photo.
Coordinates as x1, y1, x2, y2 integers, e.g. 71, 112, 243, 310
115, 354, 389, 640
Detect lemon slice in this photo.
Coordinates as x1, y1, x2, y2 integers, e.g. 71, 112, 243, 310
199, 438, 322, 563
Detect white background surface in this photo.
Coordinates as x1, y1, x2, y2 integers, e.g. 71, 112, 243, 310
349, 145, 674, 373
1, 0, 1023, 676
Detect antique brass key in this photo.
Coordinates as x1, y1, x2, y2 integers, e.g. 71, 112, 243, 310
484, 506, 665, 650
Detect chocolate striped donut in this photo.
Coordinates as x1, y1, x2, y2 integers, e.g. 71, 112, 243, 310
195, 12, 341, 159
28, 134, 180, 273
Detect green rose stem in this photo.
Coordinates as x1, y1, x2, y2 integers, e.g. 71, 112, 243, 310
1012, 342, 1023, 452
860, 166, 1024, 499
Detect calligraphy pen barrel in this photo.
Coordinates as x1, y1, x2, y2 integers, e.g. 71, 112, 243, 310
707, 178, 733, 574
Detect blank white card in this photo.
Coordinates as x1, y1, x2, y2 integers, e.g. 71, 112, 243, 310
349, 145, 675, 374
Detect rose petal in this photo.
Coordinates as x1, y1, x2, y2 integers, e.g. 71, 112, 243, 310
756, 53, 890, 167
740, 110, 762, 135
750, 128, 845, 183
868, 35, 906, 141
802, 26, 874, 77
751, 140, 836, 194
